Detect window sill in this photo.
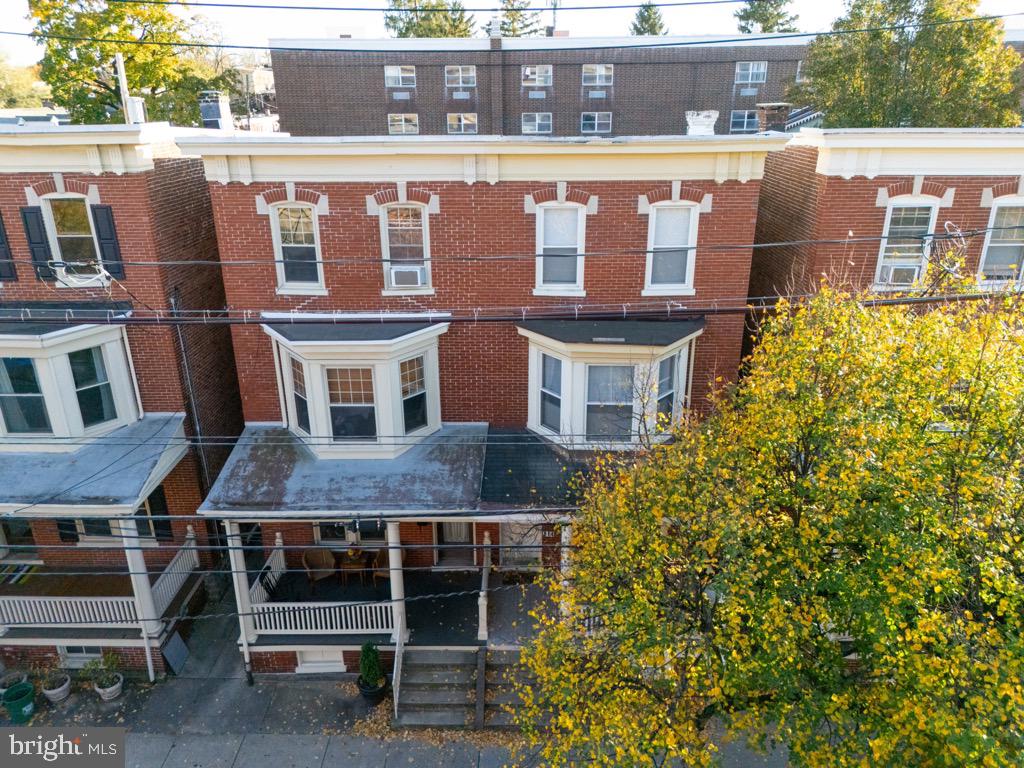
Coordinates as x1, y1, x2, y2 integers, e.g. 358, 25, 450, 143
641, 286, 696, 297
533, 287, 586, 298
76, 536, 157, 548
277, 285, 329, 297
381, 287, 435, 297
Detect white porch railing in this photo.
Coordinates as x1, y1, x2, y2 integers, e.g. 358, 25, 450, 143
0, 595, 138, 628
252, 600, 395, 635
152, 529, 200, 617
249, 546, 286, 605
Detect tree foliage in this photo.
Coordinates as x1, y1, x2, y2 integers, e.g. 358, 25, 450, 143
735, 0, 799, 33
0, 55, 50, 108
630, 1, 668, 35
384, 0, 475, 38
791, 0, 1023, 127
500, 0, 542, 37
520, 286, 1024, 767
29, 0, 236, 125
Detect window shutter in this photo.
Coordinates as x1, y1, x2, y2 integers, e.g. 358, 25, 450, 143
147, 485, 174, 542
0, 212, 15, 281
90, 205, 125, 279
20, 206, 55, 280
56, 519, 80, 543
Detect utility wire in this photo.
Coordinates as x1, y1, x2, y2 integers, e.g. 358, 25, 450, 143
107, 0, 752, 12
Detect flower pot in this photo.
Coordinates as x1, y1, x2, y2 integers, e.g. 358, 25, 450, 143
0, 671, 27, 697
42, 674, 72, 704
2, 682, 35, 724
93, 674, 123, 702
356, 675, 388, 705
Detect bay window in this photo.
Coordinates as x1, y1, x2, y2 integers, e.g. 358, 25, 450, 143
585, 365, 635, 440
0, 357, 51, 434
980, 201, 1024, 282
644, 203, 698, 294
400, 355, 428, 434
657, 356, 676, 423
539, 354, 562, 433
327, 367, 377, 441
876, 199, 937, 287
69, 346, 117, 428
535, 203, 585, 295
290, 357, 311, 434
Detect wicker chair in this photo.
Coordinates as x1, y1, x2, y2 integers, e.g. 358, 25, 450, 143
371, 547, 406, 584
303, 548, 336, 590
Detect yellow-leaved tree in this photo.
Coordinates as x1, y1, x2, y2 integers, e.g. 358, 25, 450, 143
519, 288, 1024, 767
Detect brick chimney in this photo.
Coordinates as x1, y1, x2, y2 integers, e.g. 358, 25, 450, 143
756, 102, 791, 132
489, 17, 502, 50
685, 110, 718, 136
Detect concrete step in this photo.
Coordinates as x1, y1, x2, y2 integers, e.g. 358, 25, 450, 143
394, 708, 473, 729
403, 649, 478, 666
483, 709, 517, 729
399, 686, 473, 707
401, 666, 475, 686
487, 649, 521, 665
485, 687, 521, 708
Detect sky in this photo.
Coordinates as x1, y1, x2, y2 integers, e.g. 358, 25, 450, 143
1, 0, 1022, 66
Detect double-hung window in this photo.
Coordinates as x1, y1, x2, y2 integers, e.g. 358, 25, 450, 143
47, 197, 100, 276
384, 65, 416, 88
657, 356, 676, 423
980, 202, 1024, 281
273, 205, 322, 291
400, 356, 428, 434
134, 486, 171, 541
522, 65, 553, 86
581, 112, 612, 133
445, 65, 476, 87
388, 114, 419, 135
877, 200, 937, 287
735, 61, 767, 84
290, 357, 311, 434
447, 113, 478, 134
327, 367, 376, 440
0, 358, 51, 434
645, 204, 697, 293
582, 64, 613, 86
381, 204, 430, 290
586, 365, 635, 441
521, 112, 552, 134
69, 346, 116, 428
536, 204, 585, 294
730, 110, 758, 133
539, 354, 562, 433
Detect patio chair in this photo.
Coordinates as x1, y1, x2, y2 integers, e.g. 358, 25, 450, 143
302, 548, 336, 590
371, 547, 406, 584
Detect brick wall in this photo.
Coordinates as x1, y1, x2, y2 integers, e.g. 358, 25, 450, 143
0, 644, 168, 676
249, 648, 396, 673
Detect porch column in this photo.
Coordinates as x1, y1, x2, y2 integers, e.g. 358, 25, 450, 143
224, 521, 256, 643
121, 517, 162, 636
386, 521, 408, 642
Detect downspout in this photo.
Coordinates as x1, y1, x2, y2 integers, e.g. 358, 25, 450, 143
170, 292, 211, 491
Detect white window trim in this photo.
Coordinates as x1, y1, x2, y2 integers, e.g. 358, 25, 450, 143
398, 352, 432, 437
582, 64, 614, 86
580, 111, 612, 134
40, 193, 107, 289
642, 201, 699, 296
384, 65, 416, 88
378, 202, 434, 295
313, 521, 387, 547
58, 646, 104, 668
0, 325, 140, 451
735, 61, 767, 84
729, 110, 758, 134
521, 330, 699, 451
874, 195, 940, 290
266, 323, 448, 460
269, 202, 326, 297
74, 516, 157, 548
978, 195, 1024, 284
521, 112, 553, 134
534, 202, 587, 297
444, 65, 476, 88
522, 64, 553, 87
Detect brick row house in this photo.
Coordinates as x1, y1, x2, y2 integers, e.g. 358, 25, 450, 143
0, 124, 243, 678
173, 131, 788, 722
751, 128, 1024, 297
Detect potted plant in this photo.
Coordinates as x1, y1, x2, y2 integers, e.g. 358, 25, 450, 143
36, 662, 72, 704
355, 641, 387, 704
83, 652, 123, 702
0, 670, 27, 696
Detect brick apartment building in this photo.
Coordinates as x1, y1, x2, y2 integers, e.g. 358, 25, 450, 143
175, 131, 788, 725
0, 123, 243, 678
750, 128, 1024, 298
270, 29, 1024, 140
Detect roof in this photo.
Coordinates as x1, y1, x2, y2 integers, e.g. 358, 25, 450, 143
0, 414, 186, 508
516, 318, 705, 346
266, 322, 433, 343
0, 301, 131, 337
480, 429, 590, 508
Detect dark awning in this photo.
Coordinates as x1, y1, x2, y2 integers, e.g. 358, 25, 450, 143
516, 317, 705, 346
265, 321, 439, 343
0, 301, 132, 336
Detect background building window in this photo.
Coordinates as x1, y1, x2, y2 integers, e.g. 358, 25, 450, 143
275, 206, 320, 285
581, 112, 612, 133
445, 65, 476, 87
400, 356, 428, 433
388, 114, 419, 135
69, 346, 116, 428
582, 64, 613, 86
730, 110, 759, 133
538, 206, 583, 288
0, 357, 51, 434
981, 205, 1024, 281
521, 112, 552, 134
586, 365, 634, 440
48, 198, 99, 276
447, 113, 478, 134
878, 204, 935, 286
540, 354, 562, 432
647, 205, 695, 289
522, 65, 553, 86
735, 61, 767, 84
384, 65, 416, 87
291, 357, 311, 433
327, 367, 376, 440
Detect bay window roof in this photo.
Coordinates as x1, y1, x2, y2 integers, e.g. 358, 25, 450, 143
265, 321, 436, 343
0, 300, 131, 337
516, 317, 705, 347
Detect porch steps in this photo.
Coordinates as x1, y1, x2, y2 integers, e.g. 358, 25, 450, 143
484, 649, 528, 730
394, 648, 477, 729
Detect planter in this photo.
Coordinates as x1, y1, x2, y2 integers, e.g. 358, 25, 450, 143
356, 675, 388, 705
0, 671, 27, 697
42, 674, 72, 704
2, 682, 35, 724
93, 674, 124, 702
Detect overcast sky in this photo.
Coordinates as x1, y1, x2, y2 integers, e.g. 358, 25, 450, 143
1, 0, 1022, 66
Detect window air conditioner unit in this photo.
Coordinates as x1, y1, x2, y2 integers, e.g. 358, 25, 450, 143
390, 265, 425, 287
881, 265, 920, 286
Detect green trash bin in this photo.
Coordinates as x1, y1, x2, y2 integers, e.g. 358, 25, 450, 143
2, 682, 35, 724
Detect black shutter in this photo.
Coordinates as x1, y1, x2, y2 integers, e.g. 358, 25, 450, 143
90, 205, 124, 279
56, 519, 80, 543
0, 212, 15, 281
20, 206, 55, 280
147, 485, 174, 542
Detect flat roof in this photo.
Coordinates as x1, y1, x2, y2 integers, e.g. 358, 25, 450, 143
0, 122, 235, 145
517, 318, 705, 346
792, 126, 1024, 149
0, 301, 131, 337
266, 322, 433, 343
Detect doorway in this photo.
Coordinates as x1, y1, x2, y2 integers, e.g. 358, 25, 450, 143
434, 521, 475, 569
0, 519, 38, 562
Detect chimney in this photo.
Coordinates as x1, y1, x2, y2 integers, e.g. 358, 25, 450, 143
685, 110, 718, 136
489, 17, 502, 50
756, 102, 791, 132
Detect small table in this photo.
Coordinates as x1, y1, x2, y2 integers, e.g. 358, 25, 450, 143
335, 549, 366, 586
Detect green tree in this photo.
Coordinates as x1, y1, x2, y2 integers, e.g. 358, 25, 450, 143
29, 0, 235, 125
629, 1, 667, 35
0, 54, 49, 108
384, 0, 475, 38
792, 0, 1023, 127
520, 286, 1024, 767
499, 0, 542, 37
735, 0, 798, 33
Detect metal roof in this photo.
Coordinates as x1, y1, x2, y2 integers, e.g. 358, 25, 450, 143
516, 318, 705, 346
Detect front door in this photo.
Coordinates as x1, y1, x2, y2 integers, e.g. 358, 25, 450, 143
435, 522, 474, 568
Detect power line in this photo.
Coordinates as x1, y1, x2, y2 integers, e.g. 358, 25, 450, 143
107, 0, 751, 12
8, 12, 1024, 53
